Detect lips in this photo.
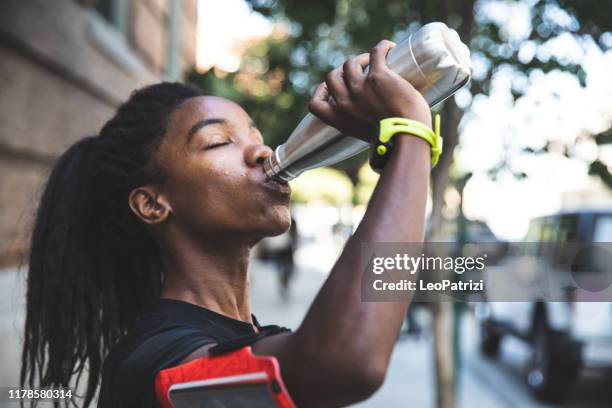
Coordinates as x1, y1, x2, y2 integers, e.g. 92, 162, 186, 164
262, 177, 292, 196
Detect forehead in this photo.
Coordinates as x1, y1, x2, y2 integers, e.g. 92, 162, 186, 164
169, 96, 250, 134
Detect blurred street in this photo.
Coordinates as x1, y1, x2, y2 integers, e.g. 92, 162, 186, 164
249, 234, 612, 408
0, 235, 611, 407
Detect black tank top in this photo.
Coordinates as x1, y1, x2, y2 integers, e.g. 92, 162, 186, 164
97, 298, 288, 407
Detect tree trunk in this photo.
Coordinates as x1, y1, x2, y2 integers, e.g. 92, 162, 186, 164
429, 98, 462, 236
433, 301, 455, 408
426, 0, 475, 404
428, 82, 464, 408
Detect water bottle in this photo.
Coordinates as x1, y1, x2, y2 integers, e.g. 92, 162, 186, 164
263, 22, 472, 181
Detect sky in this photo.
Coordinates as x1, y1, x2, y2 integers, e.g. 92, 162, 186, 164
197, 0, 272, 72
196, 0, 612, 240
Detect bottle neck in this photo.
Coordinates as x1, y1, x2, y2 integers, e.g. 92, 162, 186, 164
263, 153, 294, 182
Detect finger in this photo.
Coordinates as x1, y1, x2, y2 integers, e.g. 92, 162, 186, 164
345, 53, 369, 71
344, 54, 381, 121
312, 81, 329, 102
343, 54, 368, 94
326, 67, 374, 121
308, 83, 337, 126
310, 82, 372, 129
369, 40, 396, 74
344, 55, 386, 120
324, 67, 351, 108
324, 66, 370, 119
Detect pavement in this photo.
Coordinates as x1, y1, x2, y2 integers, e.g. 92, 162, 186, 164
0, 267, 26, 391
0, 234, 611, 407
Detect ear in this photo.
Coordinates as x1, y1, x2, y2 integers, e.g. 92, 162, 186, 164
128, 186, 172, 225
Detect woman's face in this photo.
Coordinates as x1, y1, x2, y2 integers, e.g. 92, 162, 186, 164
153, 96, 291, 242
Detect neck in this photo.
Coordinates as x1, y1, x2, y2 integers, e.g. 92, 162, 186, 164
160, 230, 255, 324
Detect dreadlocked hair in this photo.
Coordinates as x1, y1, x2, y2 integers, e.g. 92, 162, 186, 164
20, 82, 205, 407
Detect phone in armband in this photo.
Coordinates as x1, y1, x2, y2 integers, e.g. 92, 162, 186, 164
155, 346, 295, 408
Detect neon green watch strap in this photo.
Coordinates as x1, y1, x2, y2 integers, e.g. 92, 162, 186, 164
377, 115, 442, 166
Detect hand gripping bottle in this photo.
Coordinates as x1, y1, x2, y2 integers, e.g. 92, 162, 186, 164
263, 22, 472, 181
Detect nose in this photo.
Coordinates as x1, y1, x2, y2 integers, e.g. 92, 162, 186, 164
245, 143, 273, 167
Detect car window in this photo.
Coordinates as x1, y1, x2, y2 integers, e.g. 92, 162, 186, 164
525, 219, 539, 241
564, 214, 612, 274
593, 214, 612, 242
556, 214, 580, 243
540, 217, 556, 242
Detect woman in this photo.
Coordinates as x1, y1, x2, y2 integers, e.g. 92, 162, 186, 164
21, 40, 432, 407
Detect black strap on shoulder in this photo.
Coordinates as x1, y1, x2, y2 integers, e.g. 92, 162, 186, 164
209, 325, 291, 355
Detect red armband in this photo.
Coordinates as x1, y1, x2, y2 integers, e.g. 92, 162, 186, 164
155, 346, 295, 408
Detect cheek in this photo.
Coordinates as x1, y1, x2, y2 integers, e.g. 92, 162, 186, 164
169, 158, 267, 232
163, 153, 290, 236
183, 180, 247, 230
165, 158, 248, 229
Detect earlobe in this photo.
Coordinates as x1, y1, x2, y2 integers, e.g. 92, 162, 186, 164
128, 187, 171, 225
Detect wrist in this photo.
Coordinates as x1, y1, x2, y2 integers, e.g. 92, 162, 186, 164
393, 134, 431, 160
369, 115, 441, 172
386, 134, 431, 172
395, 110, 432, 131
393, 133, 431, 150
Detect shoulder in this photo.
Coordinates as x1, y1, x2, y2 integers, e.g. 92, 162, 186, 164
98, 299, 286, 407
102, 300, 234, 376
98, 306, 217, 407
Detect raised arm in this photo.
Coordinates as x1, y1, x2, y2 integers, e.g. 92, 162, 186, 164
253, 40, 432, 407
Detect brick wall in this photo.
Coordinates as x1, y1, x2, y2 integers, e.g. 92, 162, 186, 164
132, 0, 167, 72
0, 0, 198, 266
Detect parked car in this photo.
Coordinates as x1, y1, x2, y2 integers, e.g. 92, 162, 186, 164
476, 209, 612, 403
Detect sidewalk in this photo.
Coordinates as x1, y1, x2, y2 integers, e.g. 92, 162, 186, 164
0, 267, 26, 391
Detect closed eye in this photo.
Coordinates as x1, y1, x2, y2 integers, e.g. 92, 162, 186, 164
205, 141, 232, 150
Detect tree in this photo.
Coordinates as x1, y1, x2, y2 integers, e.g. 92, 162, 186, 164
188, 1, 612, 406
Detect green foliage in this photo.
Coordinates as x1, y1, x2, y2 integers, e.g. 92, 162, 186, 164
557, 0, 612, 41
589, 160, 612, 189
595, 128, 612, 145
590, 128, 612, 189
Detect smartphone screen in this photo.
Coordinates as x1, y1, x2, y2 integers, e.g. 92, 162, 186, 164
168, 372, 277, 408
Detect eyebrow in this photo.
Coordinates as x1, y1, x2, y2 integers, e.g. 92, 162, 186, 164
187, 118, 228, 142
187, 118, 259, 143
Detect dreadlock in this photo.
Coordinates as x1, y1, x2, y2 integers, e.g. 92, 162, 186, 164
20, 82, 205, 407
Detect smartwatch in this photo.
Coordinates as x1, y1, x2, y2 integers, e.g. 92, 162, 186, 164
369, 114, 442, 173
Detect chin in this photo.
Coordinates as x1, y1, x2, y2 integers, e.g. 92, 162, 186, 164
261, 204, 292, 237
